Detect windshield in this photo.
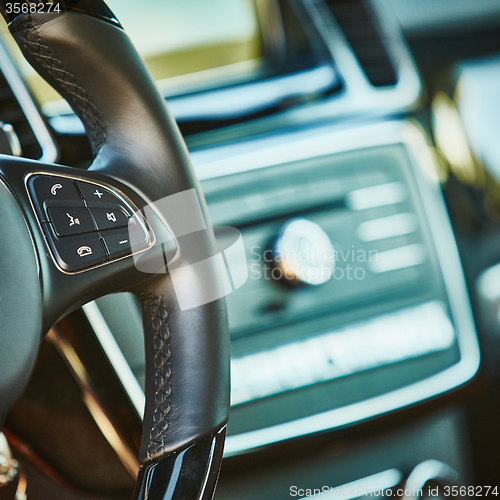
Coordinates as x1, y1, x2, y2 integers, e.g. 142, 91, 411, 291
0, 0, 263, 105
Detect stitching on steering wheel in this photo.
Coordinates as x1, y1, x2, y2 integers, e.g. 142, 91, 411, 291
139, 293, 173, 459
13, 16, 175, 461
12, 16, 107, 155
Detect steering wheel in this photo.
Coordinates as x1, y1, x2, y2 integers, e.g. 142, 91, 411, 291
0, 2, 230, 499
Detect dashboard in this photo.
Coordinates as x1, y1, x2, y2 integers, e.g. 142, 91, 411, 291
2, 0, 500, 499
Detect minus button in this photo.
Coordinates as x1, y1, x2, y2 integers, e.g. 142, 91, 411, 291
102, 229, 134, 260
101, 226, 149, 261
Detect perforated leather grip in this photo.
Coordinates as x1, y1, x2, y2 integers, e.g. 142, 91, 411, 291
7, 10, 230, 463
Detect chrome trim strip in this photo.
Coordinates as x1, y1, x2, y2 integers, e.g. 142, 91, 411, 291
2, 123, 22, 156
191, 121, 408, 181
402, 460, 458, 498
82, 302, 145, 418
89, 120, 480, 457
0, 41, 58, 163
46, 327, 140, 478
167, 64, 338, 121
197, 435, 217, 500
297, 0, 421, 116
310, 468, 403, 499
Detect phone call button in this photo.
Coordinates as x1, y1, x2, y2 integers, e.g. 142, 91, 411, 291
44, 229, 106, 272
29, 175, 82, 221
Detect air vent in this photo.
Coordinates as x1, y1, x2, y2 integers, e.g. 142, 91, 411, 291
326, 0, 397, 87
0, 70, 42, 159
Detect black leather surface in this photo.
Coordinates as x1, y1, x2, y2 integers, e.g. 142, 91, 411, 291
0, 177, 41, 418
136, 283, 229, 462
8, 11, 229, 463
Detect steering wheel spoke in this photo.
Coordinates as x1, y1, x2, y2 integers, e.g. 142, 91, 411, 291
0, 6, 232, 484
0, 0, 230, 495
0, 156, 172, 328
0, 19, 229, 484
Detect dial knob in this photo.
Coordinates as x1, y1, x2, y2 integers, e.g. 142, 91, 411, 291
273, 218, 335, 286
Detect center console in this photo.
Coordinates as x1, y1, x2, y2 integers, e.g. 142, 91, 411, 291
193, 120, 479, 455
89, 119, 479, 460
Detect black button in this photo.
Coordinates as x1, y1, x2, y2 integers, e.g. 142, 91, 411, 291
43, 226, 106, 272
102, 226, 148, 260
47, 206, 96, 236
29, 175, 82, 221
90, 207, 129, 231
77, 181, 122, 205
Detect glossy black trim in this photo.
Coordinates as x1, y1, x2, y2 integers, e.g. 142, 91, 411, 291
0, 0, 121, 28
132, 428, 226, 500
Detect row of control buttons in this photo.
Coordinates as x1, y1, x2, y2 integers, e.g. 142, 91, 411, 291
28, 175, 149, 272
47, 205, 129, 236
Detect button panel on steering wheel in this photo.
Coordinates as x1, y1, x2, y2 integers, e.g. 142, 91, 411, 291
28, 174, 151, 272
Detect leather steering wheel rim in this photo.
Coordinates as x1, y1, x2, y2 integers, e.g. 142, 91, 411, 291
0, 3, 230, 499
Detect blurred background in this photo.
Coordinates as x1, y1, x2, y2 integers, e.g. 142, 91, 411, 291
2, 0, 500, 499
